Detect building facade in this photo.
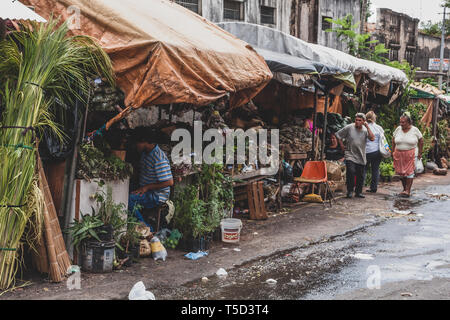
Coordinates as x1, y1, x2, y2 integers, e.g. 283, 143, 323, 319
372, 8, 419, 65
174, 0, 365, 51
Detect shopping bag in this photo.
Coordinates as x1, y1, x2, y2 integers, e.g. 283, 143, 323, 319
379, 133, 392, 159
415, 157, 424, 174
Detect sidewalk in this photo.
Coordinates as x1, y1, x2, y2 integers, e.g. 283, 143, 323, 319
1, 172, 449, 300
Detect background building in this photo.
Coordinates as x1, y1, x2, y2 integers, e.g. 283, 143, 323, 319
372, 8, 420, 65
174, 0, 366, 52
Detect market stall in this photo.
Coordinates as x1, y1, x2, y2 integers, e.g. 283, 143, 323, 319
19, 0, 275, 259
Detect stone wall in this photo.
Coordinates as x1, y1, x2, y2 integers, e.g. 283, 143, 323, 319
415, 33, 450, 72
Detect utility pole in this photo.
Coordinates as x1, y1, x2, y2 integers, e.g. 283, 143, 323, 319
438, 6, 446, 90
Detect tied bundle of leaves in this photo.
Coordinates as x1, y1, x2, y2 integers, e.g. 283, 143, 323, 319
0, 19, 114, 290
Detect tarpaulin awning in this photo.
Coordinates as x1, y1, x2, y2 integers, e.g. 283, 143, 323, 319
410, 82, 444, 98
22, 0, 272, 112
217, 22, 408, 87
255, 48, 356, 89
0, 0, 46, 22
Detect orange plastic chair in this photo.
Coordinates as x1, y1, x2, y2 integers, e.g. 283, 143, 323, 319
294, 161, 334, 207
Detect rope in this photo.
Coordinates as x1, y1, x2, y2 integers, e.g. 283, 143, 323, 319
0, 248, 16, 251
0, 204, 26, 208
0, 126, 36, 142
2, 143, 34, 150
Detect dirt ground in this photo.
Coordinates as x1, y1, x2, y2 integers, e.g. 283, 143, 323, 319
1, 171, 448, 300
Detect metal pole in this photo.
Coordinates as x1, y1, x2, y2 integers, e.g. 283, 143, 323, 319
438, 6, 446, 90
312, 86, 318, 159
320, 94, 329, 161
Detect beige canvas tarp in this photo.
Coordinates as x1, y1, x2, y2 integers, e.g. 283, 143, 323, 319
22, 0, 272, 113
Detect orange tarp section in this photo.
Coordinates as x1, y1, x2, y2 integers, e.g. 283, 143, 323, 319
328, 96, 343, 114
419, 98, 434, 128
23, 0, 272, 110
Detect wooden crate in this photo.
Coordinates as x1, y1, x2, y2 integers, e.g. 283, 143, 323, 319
247, 181, 268, 220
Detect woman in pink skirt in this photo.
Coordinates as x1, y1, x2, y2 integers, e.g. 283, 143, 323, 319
392, 113, 424, 198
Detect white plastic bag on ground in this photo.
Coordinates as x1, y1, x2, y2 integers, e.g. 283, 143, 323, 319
216, 268, 228, 278
128, 281, 155, 300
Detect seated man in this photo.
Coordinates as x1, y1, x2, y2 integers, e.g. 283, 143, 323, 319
128, 127, 173, 228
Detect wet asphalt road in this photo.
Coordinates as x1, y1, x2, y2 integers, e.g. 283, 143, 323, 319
154, 183, 450, 300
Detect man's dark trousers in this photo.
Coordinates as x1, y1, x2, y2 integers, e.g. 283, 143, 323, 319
345, 160, 365, 195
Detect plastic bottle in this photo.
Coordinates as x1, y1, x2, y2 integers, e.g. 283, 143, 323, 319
150, 236, 167, 261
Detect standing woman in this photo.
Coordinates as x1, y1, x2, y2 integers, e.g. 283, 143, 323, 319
364, 111, 384, 193
392, 113, 424, 197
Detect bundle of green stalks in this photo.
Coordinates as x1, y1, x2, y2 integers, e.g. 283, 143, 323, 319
0, 19, 114, 290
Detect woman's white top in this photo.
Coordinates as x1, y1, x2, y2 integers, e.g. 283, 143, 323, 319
366, 122, 384, 154
393, 126, 423, 154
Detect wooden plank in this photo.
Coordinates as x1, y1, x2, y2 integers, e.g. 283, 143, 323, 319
286, 153, 307, 160
247, 183, 257, 220
258, 181, 268, 219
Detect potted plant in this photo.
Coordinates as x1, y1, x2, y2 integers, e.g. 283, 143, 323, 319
380, 161, 395, 182
173, 164, 234, 251
116, 216, 142, 266
68, 141, 133, 258
67, 186, 129, 273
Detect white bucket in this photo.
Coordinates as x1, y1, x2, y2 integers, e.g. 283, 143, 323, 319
220, 218, 243, 243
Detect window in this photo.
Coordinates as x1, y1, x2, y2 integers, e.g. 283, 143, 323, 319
175, 0, 200, 14
224, 0, 244, 21
260, 6, 275, 25
322, 16, 332, 31
405, 50, 415, 64
389, 49, 399, 61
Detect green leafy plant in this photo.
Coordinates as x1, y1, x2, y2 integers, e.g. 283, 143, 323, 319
0, 19, 114, 290
380, 161, 395, 178
67, 212, 105, 250
67, 184, 130, 250
173, 164, 234, 240
325, 14, 388, 62
76, 142, 133, 181
118, 216, 141, 252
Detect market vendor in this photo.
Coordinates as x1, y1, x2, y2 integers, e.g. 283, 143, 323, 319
325, 133, 345, 162
128, 127, 173, 228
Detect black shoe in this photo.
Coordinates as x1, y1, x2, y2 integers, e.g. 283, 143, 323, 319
355, 193, 365, 198
366, 189, 377, 193
346, 192, 353, 198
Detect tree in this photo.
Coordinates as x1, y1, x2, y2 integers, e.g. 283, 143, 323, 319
420, 20, 450, 37
325, 14, 388, 62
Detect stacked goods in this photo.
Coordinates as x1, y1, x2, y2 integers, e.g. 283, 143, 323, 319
0, 20, 114, 289
91, 79, 125, 112
279, 123, 312, 153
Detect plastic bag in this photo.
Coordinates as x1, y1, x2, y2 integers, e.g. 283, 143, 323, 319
379, 133, 392, 159
139, 239, 152, 257
150, 236, 167, 261
128, 281, 155, 300
415, 157, 424, 174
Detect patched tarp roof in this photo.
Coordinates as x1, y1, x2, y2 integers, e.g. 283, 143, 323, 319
23, 0, 272, 109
